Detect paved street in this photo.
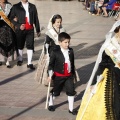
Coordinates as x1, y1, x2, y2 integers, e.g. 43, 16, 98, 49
0, 0, 115, 119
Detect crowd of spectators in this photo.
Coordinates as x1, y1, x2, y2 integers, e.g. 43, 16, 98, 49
80, 0, 120, 20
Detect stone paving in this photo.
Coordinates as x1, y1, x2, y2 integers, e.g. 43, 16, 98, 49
0, 0, 115, 120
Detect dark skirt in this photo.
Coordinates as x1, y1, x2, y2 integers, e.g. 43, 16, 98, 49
0, 20, 18, 57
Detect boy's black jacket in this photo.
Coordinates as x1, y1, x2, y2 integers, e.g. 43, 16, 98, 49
48, 45, 75, 75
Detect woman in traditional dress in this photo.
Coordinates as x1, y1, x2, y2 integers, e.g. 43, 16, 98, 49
0, 0, 17, 68
35, 14, 66, 85
76, 21, 120, 120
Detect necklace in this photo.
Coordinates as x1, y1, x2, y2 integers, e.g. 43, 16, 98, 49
53, 26, 60, 34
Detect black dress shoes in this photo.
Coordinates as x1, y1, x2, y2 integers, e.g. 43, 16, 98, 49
6, 65, 11, 68
17, 61, 23, 66
48, 106, 55, 111
69, 110, 78, 115
27, 64, 35, 70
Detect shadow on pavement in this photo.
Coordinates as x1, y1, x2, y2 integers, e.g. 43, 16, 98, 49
0, 70, 34, 86
7, 97, 46, 120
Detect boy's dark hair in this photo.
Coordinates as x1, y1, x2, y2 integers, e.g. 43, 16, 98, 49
114, 25, 120, 33
58, 32, 71, 42
51, 14, 62, 24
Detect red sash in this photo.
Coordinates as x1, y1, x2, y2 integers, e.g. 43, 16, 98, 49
54, 63, 71, 77
25, 17, 33, 30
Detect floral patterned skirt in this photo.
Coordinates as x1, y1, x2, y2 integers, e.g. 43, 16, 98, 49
0, 20, 17, 59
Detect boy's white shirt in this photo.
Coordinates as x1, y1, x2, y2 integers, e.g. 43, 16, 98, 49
61, 47, 71, 73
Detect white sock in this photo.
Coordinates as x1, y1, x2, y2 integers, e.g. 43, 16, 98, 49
18, 49, 23, 61
68, 96, 74, 112
27, 50, 33, 65
49, 94, 55, 106
6, 59, 10, 66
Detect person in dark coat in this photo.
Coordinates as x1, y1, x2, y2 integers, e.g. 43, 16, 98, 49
9, 0, 40, 70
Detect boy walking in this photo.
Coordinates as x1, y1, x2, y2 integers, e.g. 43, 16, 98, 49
47, 32, 77, 115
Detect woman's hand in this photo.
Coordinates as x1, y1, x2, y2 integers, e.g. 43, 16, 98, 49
37, 32, 41, 37
103, 3, 108, 6
13, 16, 17, 22
20, 24, 25, 30
47, 77, 51, 82
90, 85, 95, 92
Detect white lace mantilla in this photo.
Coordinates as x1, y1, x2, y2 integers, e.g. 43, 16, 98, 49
0, 3, 12, 19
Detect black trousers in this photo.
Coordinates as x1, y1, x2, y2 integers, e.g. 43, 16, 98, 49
15, 28, 34, 50
52, 75, 76, 96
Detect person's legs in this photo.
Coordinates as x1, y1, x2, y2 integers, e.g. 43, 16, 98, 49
16, 30, 25, 66
85, 0, 90, 9
48, 76, 64, 111
18, 49, 23, 61
89, 1, 95, 14
48, 94, 55, 106
68, 96, 74, 112
26, 29, 35, 69
6, 56, 11, 68
0, 54, 3, 66
0, 56, 11, 67
102, 7, 108, 16
96, 7, 101, 15
48, 93, 56, 111
27, 49, 33, 65
65, 75, 77, 115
